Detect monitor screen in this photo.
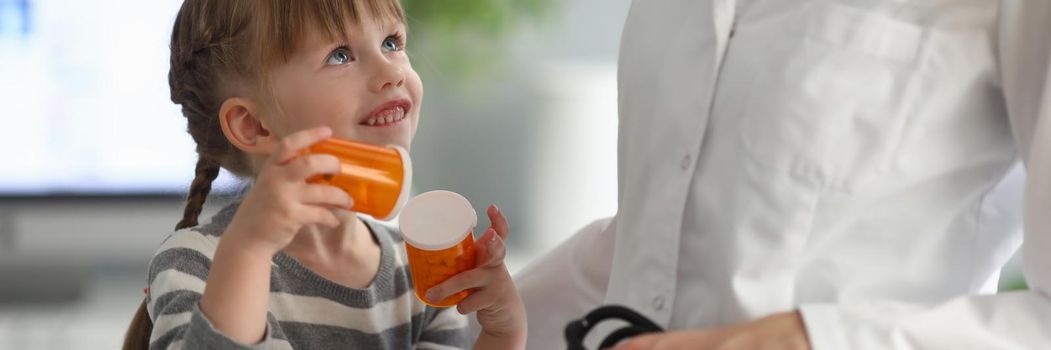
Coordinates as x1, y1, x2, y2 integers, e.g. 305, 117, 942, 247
0, 0, 239, 196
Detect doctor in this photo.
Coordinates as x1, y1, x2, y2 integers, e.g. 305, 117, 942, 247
515, 1, 1051, 349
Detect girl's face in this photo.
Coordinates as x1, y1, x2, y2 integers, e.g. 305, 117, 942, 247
266, 15, 421, 150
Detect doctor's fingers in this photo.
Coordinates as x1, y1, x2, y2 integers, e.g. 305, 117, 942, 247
475, 228, 507, 268
486, 204, 511, 240
609, 334, 657, 350
611, 329, 730, 350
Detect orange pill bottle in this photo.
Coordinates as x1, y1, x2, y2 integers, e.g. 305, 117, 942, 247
399, 190, 478, 307
307, 139, 412, 221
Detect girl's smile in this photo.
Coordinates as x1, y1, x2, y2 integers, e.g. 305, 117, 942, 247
359, 98, 411, 127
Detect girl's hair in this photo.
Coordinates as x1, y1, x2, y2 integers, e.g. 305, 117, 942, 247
123, 1, 405, 349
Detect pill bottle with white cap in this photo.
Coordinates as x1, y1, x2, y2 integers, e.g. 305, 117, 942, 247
306, 138, 412, 221
398, 190, 478, 307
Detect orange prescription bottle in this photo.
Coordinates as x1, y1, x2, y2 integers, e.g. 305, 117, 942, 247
399, 190, 478, 307
306, 138, 412, 221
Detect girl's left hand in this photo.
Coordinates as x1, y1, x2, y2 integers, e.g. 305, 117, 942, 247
424, 204, 526, 340
611, 311, 811, 350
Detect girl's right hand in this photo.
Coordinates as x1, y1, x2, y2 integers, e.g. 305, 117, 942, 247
224, 126, 354, 257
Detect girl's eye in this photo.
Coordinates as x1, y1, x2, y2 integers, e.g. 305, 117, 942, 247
326, 48, 353, 65
382, 36, 403, 52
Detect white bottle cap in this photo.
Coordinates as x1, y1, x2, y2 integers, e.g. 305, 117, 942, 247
399, 190, 477, 251
379, 144, 413, 221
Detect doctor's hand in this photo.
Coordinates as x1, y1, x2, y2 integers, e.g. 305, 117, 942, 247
424, 204, 526, 349
610, 311, 810, 350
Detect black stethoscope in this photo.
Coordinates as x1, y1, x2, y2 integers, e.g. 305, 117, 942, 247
564, 305, 665, 350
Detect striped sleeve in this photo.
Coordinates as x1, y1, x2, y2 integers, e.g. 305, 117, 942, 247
145, 229, 281, 350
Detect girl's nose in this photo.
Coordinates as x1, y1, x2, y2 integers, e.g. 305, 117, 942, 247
369, 60, 405, 92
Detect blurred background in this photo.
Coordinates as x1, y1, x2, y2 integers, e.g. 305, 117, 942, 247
0, 0, 1027, 349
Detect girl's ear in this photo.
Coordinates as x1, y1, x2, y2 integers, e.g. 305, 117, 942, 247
218, 97, 276, 155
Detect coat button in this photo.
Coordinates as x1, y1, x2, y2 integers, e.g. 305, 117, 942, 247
652, 295, 665, 311
680, 155, 691, 170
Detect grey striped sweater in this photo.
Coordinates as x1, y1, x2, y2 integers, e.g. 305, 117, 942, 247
145, 202, 469, 349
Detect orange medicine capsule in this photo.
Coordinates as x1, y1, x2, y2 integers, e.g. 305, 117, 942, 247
306, 138, 412, 221
399, 190, 478, 307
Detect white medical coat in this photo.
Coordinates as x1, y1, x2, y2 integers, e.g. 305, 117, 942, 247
514, 1, 1051, 348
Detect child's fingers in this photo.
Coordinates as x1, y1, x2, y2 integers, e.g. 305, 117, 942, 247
425, 269, 488, 304
475, 228, 507, 268
300, 184, 354, 209
302, 205, 340, 228
486, 204, 511, 240
286, 154, 341, 181
454, 289, 493, 315
271, 126, 332, 164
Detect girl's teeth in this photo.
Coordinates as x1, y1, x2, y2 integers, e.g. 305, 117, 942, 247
365, 107, 406, 126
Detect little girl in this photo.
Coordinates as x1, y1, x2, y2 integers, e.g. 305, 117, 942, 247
122, 0, 526, 349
